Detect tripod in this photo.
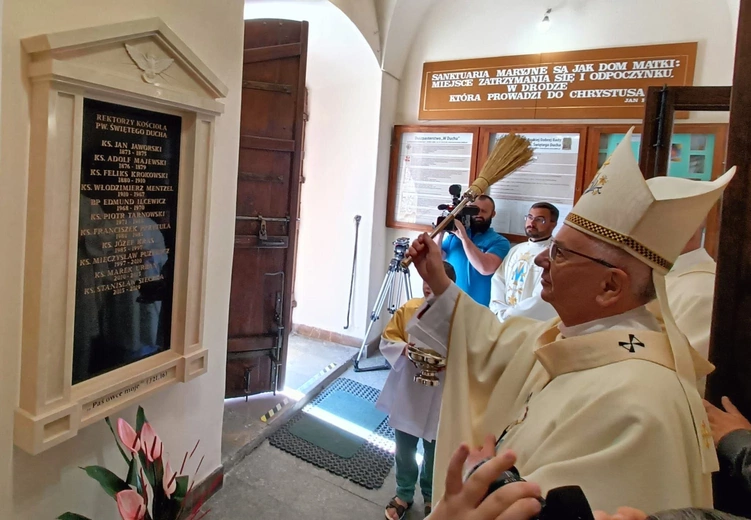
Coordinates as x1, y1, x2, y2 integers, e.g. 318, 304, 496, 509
353, 238, 413, 372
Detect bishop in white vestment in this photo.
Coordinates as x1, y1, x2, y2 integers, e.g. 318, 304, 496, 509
404, 128, 735, 515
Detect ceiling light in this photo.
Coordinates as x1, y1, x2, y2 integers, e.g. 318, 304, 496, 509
538, 8, 552, 32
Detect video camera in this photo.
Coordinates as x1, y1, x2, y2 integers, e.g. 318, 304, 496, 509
436, 184, 480, 232
481, 465, 595, 520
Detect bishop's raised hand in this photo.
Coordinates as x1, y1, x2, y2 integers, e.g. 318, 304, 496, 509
409, 233, 452, 297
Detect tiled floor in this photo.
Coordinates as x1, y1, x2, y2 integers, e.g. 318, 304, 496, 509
204, 355, 427, 520
221, 334, 356, 465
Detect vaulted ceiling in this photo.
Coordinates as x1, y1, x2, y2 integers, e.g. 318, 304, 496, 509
329, 0, 740, 80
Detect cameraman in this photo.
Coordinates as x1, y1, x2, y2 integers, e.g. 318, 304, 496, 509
436, 195, 510, 306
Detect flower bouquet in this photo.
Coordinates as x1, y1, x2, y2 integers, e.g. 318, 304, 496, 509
58, 407, 216, 520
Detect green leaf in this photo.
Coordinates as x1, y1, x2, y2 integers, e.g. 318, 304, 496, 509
151, 459, 166, 514
136, 406, 147, 434
173, 475, 190, 500
57, 514, 94, 520
139, 452, 156, 490
104, 416, 131, 465
81, 465, 130, 498
126, 456, 141, 491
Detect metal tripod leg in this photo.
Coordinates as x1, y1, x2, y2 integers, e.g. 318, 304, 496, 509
353, 263, 407, 372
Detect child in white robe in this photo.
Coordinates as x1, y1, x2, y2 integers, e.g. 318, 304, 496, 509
376, 262, 456, 520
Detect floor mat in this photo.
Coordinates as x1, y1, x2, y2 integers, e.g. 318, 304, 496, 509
269, 378, 395, 489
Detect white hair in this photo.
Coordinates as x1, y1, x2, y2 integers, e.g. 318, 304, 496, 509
588, 239, 656, 303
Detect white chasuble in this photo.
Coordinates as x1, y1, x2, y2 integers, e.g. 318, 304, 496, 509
407, 283, 714, 515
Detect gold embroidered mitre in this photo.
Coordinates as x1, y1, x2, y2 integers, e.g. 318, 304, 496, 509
565, 127, 736, 474
567, 127, 735, 273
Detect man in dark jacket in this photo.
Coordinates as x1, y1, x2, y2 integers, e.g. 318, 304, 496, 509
704, 396, 751, 518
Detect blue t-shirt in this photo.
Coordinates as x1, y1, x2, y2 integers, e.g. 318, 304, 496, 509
442, 228, 510, 306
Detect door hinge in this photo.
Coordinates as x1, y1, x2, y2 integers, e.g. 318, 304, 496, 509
235, 215, 290, 248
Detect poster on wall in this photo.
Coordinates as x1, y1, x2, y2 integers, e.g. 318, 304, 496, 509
419, 42, 697, 120
488, 132, 579, 236
73, 98, 181, 385
391, 132, 474, 227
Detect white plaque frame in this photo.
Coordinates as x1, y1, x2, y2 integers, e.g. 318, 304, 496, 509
15, 18, 228, 454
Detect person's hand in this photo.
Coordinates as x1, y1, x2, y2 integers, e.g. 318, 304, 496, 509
452, 219, 470, 243
428, 442, 541, 520
464, 434, 498, 474
593, 507, 647, 520
408, 233, 452, 296
703, 396, 751, 445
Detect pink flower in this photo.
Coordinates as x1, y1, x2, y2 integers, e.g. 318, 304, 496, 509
116, 489, 146, 520
163, 459, 177, 498
140, 422, 163, 462
117, 418, 140, 454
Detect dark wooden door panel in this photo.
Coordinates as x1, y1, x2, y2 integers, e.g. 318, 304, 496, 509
225, 352, 274, 398
226, 19, 308, 397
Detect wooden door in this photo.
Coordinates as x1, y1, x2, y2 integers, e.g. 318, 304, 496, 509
226, 19, 308, 398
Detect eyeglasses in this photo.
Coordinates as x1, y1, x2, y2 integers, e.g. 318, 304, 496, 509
549, 241, 617, 269
524, 215, 547, 224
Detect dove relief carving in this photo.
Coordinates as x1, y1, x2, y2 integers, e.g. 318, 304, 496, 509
125, 43, 174, 84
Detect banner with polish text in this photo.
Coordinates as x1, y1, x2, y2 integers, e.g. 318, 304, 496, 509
419, 42, 697, 120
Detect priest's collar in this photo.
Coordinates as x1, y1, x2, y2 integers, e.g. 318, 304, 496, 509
529, 236, 553, 244
558, 305, 661, 339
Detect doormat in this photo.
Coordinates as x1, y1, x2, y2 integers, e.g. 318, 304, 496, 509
269, 378, 395, 489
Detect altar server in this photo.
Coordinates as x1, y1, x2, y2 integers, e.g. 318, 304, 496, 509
376, 261, 456, 520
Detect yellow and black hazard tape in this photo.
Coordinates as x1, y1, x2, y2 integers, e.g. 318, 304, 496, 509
260, 398, 290, 423
260, 362, 340, 423
298, 362, 338, 392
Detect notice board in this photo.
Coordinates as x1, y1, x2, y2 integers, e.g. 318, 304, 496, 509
387, 126, 479, 230
419, 42, 697, 120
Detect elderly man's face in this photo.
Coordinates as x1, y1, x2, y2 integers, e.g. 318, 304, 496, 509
534, 225, 618, 315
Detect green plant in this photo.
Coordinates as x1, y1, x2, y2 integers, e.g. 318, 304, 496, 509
58, 407, 213, 520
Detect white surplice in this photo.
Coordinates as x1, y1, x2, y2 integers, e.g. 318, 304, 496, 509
647, 248, 716, 360
375, 298, 444, 441
489, 237, 557, 322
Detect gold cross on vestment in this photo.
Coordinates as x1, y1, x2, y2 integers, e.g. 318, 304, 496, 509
700, 421, 713, 449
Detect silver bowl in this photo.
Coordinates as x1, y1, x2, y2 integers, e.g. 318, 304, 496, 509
406, 345, 447, 387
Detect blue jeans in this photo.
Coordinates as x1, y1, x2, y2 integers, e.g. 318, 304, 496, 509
394, 429, 436, 504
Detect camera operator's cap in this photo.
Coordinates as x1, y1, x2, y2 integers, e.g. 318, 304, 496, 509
564, 126, 736, 475
565, 127, 735, 274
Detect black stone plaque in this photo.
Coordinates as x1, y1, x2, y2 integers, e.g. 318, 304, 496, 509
73, 99, 181, 385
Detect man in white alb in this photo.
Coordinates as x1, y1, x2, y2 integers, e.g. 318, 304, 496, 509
648, 224, 716, 361
490, 202, 559, 322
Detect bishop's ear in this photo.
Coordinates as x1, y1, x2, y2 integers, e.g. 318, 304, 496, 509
595, 268, 629, 307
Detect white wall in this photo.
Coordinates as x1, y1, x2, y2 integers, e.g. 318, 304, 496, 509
245, 0, 383, 341
1, 1, 244, 518
383, 0, 737, 297
398, 0, 736, 124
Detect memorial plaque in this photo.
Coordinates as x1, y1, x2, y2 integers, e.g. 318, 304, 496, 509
73, 99, 181, 384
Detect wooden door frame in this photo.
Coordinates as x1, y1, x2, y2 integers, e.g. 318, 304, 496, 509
637, 84, 744, 408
